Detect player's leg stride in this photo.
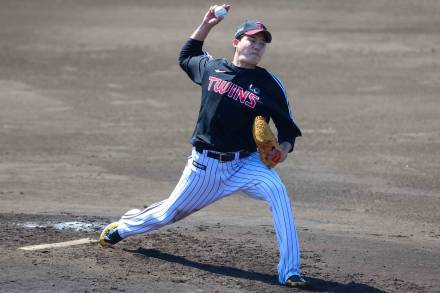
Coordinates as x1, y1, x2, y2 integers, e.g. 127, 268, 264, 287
99, 222, 122, 247
99, 4, 306, 287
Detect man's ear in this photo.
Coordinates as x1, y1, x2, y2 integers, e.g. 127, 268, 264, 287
232, 38, 240, 48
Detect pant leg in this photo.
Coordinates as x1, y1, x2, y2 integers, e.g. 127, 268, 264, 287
239, 153, 301, 284
117, 149, 227, 238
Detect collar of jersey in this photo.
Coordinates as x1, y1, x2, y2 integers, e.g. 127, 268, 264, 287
228, 61, 260, 72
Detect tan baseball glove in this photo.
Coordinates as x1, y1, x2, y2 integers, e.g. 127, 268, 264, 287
252, 116, 282, 168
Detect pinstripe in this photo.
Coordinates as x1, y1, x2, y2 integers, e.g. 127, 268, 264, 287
117, 149, 301, 284
199, 161, 227, 207
120, 169, 200, 235
222, 164, 245, 193
245, 182, 289, 274
228, 157, 298, 281
245, 179, 298, 281
119, 152, 207, 235
147, 159, 204, 219
247, 176, 290, 247
121, 199, 167, 220
175, 154, 215, 213
204, 159, 241, 205
155, 152, 213, 224
239, 154, 300, 281
179, 156, 221, 214
161, 153, 219, 223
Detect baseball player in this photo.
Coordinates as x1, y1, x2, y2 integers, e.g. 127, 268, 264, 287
100, 4, 305, 287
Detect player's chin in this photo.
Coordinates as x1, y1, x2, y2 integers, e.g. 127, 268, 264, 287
244, 55, 261, 66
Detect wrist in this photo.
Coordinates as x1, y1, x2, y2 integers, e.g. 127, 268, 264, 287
280, 142, 292, 153
201, 20, 215, 29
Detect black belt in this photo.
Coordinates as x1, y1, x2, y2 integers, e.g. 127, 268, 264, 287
195, 146, 251, 162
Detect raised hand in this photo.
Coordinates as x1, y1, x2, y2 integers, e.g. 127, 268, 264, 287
202, 4, 231, 28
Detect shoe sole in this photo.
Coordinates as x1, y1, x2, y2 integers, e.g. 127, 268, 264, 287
99, 222, 119, 248
286, 280, 307, 287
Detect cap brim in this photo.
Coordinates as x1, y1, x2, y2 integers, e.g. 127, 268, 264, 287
244, 29, 272, 43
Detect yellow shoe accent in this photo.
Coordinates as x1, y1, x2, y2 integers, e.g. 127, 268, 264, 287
99, 222, 119, 247
286, 280, 306, 287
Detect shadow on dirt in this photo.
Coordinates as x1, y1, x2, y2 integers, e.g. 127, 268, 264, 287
125, 247, 387, 293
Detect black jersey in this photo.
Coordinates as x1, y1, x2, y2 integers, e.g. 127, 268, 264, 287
179, 38, 301, 153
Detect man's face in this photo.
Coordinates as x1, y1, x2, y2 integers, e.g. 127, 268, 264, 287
233, 33, 267, 67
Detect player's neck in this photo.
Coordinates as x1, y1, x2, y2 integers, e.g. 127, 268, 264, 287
232, 56, 257, 69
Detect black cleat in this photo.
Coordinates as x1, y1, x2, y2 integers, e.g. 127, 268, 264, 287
99, 222, 122, 247
286, 274, 307, 287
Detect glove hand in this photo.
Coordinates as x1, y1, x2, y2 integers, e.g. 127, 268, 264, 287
253, 116, 284, 168
264, 147, 280, 162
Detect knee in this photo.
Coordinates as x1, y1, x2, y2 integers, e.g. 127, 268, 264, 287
155, 204, 191, 225
150, 202, 176, 226
171, 207, 195, 223
267, 180, 288, 197
265, 181, 291, 205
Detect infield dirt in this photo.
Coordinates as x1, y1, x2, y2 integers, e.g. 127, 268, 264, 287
1, 0, 439, 292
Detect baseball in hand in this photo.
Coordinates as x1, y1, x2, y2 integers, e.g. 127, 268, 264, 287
214, 6, 228, 18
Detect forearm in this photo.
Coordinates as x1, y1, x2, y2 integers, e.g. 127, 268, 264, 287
190, 23, 214, 42
190, 4, 230, 42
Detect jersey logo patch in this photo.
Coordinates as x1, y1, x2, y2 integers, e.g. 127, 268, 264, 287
192, 161, 207, 171
248, 84, 261, 95
208, 76, 261, 109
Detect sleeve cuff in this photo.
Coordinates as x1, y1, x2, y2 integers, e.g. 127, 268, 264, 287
280, 137, 296, 153
188, 38, 204, 48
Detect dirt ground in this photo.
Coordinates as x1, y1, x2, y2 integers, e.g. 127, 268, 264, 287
1, 0, 439, 292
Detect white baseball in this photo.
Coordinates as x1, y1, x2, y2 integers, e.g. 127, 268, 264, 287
214, 6, 228, 18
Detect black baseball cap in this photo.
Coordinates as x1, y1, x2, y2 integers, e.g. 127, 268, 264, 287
234, 20, 272, 43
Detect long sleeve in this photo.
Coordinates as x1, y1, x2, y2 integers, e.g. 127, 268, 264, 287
178, 38, 212, 85
268, 73, 302, 152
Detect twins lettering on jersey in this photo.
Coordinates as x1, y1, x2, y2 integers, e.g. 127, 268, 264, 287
208, 76, 260, 109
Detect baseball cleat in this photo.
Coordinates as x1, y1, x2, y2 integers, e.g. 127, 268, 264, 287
99, 222, 122, 247
286, 275, 307, 287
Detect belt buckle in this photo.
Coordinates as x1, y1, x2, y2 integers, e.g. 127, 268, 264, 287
218, 153, 230, 162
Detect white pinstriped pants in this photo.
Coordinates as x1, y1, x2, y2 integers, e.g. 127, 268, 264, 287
117, 148, 301, 284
